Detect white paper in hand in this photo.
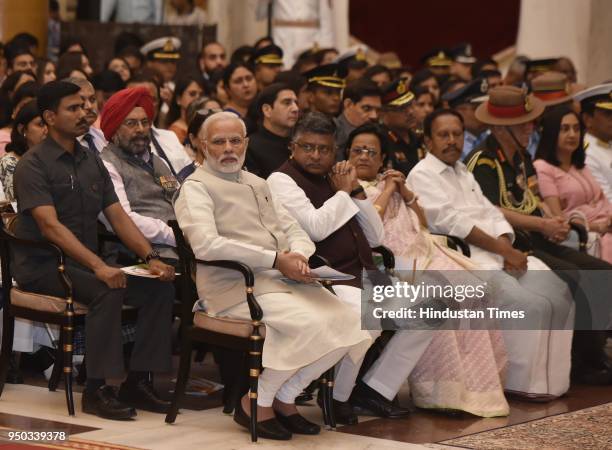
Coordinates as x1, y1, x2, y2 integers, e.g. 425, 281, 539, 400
309, 265, 355, 281
120, 264, 160, 278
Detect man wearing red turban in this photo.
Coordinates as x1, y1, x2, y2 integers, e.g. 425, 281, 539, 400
100, 87, 155, 141
99, 86, 180, 275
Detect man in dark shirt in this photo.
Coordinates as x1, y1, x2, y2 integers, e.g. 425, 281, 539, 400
468, 85, 612, 384
244, 83, 298, 178
334, 79, 381, 160
13, 81, 177, 419
379, 79, 426, 175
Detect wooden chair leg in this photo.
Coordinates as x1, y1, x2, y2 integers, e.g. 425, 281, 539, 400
249, 330, 263, 443
320, 373, 329, 427
325, 367, 336, 429
0, 313, 15, 396
63, 341, 75, 415
48, 332, 63, 392
165, 331, 193, 424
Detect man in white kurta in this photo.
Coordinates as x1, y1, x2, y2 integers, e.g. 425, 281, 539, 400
174, 112, 370, 439
408, 110, 574, 398
268, 112, 434, 420
576, 83, 612, 203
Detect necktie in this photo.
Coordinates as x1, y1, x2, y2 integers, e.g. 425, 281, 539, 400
83, 133, 98, 153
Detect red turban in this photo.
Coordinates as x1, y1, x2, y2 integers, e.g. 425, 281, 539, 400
100, 87, 155, 141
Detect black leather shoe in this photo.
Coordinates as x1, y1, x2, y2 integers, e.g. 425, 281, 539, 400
275, 411, 320, 435
233, 402, 292, 440
295, 390, 314, 405
82, 385, 137, 420
118, 379, 171, 413
350, 382, 411, 418
317, 390, 358, 425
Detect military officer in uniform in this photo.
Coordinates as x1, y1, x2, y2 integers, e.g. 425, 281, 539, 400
449, 42, 477, 82
466, 86, 612, 385
379, 79, 426, 176
250, 44, 284, 91
302, 63, 346, 117
442, 76, 490, 160
575, 83, 612, 202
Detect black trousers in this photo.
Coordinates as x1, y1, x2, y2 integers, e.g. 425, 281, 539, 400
22, 263, 174, 380
530, 233, 611, 369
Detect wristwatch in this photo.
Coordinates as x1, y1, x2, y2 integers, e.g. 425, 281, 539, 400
144, 249, 161, 264
350, 186, 365, 197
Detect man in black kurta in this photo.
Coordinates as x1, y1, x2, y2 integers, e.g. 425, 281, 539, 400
245, 83, 299, 178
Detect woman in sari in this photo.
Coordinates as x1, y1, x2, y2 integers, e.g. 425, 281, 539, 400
347, 122, 509, 417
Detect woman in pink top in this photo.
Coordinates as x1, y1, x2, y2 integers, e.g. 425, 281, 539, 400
534, 106, 612, 263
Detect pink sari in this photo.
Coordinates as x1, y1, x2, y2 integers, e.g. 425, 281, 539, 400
364, 179, 509, 417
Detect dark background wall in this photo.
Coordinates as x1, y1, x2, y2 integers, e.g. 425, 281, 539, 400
349, 0, 521, 69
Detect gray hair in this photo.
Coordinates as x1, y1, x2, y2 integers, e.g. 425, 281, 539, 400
201, 111, 247, 140
290, 111, 336, 141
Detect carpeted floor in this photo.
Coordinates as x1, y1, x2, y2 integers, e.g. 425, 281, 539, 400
438, 402, 612, 450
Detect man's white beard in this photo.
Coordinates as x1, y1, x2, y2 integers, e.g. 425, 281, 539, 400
205, 150, 246, 173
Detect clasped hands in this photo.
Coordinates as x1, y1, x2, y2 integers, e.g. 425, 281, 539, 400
539, 216, 570, 243
275, 251, 313, 283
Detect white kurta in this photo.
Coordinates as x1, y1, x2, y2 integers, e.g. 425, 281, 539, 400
408, 152, 574, 397
585, 133, 612, 203
267, 171, 384, 245
174, 164, 371, 371
150, 127, 193, 175
267, 170, 435, 402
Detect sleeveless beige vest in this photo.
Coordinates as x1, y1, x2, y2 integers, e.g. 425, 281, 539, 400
181, 165, 292, 314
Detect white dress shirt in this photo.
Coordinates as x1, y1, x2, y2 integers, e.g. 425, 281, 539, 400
78, 126, 107, 153
150, 127, 193, 175
101, 152, 176, 247
267, 172, 384, 246
408, 152, 514, 267
585, 133, 612, 203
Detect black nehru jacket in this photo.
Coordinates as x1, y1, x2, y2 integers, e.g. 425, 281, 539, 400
244, 126, 291, 179
276, 158, 376, 288
12, 137, 118, 284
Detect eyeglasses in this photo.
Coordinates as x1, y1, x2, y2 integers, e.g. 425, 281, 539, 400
350, 147, 380, 158
293, 141, 336, 155
121, 118, 150, 130
207, 136, 246, 147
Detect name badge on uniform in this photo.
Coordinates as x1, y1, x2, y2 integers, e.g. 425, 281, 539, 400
158, 175, 180, 192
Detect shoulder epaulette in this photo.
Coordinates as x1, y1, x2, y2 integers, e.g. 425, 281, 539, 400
465, 150, 483, 172
476, 158, 496, 169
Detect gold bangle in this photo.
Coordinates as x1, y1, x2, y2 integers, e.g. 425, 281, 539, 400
374, 204, 382, 213
405, 195, 418, 206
